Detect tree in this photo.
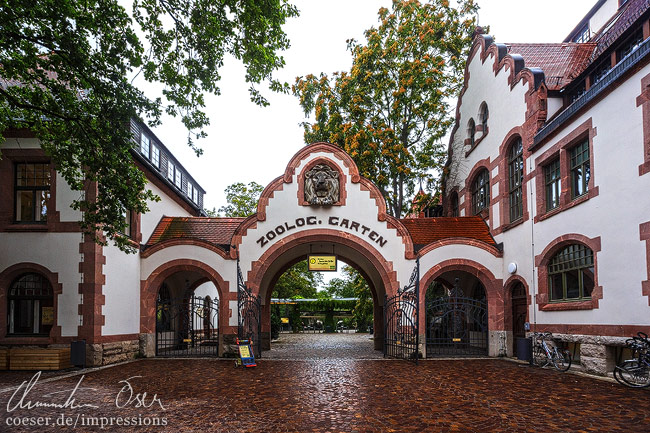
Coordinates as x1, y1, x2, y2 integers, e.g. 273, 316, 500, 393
0, 0, 298, 251
293, 0, 477, 217
272, 260, 323, 300
218, 181, 264, 217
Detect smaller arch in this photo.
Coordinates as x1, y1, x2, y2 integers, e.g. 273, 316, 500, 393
478, 102, 489, 134
466, 118, 476, 147
140, 259, 231, 335
535, 234, 602, 311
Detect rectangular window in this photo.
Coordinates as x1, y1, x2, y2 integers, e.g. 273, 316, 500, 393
570, 140, 590, 199
590, 59, 611, 85
193, 188, 198, 204
187, 182, 194, 201
175, 169, 182, 189
544, 159, 561, 211
140, 134, 150, 159
167, 162, 175, 181
151, 145, 160, 168
572, 23, 589, 43
616, 27, 643, 62
15, 163, 51, 223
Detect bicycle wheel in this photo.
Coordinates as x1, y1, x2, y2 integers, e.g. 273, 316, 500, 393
532, 345, 548, 367
614, 360, 650, 388
552, 349, 571, 372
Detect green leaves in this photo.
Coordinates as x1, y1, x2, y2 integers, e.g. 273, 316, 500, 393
218, 181, 264, 217
293, 0, 477, 217
0, 0, 297, 251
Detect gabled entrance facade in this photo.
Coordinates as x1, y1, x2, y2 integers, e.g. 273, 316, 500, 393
139, 142, 506, 359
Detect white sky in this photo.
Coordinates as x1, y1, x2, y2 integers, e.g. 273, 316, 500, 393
142, 0, 597, 282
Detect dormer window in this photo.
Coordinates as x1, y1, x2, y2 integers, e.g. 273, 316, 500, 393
573, 23, 590, 43
175, 169, 182, 189
140, 134, 150, 159
167, 161, 175, 181
151, 145, 160, 168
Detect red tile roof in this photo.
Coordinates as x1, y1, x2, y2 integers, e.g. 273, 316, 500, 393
506, 43, 595, 90
590, 0, 650, 61
146, 217, 246, 247
399, 217, 496, 248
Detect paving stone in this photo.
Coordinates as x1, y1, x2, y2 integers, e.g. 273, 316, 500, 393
0, 334, 647, 432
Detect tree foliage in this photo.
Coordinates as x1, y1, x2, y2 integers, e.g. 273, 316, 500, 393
272, 260, 323, 300
323, 265, 373, 330
218, 181, 264, 217
0, 0, 298, 251
293, 0, 477, 217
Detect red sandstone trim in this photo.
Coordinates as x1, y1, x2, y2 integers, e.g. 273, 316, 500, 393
416, 237, 502, 258
385, 215, 416, 260
283, 142, 360, 183
529, 323, 650, 338
640, 221, 650, 306
140, 259, 233, 338
230, 214, 259, 259
141, 238, 229, 259
245, 229, 401, 299
533, 118, 599, 223
535, 233, 602, 311
296, 157, 348, 207
0, 262, 64, 344
418, 258, 504, 332
463, 158, 491, 218
636, 73, 650, 176
256, 176, 284, 222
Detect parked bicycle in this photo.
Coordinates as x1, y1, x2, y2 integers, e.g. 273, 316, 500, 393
613, 332, 650, 388
531, 331, 572, 372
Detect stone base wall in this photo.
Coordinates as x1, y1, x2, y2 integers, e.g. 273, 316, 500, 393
86, 340, 139, 367
528, 333, 627, 376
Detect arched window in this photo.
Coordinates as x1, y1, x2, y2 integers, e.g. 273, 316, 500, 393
8, 273, 53, 335
548, 244, 594, 301
479, 102, 489, 133
508, 137, 524, 222
471, 169, 490, 214
449, 192, 459, 217
467, 119, 476, 147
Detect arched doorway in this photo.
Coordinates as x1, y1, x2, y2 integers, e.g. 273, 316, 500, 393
511, 282, 528, 356
425, 273, 488, 357
245, 231, 401, 356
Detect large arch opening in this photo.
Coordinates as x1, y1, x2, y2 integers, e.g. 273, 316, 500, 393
246, 231, 399, 356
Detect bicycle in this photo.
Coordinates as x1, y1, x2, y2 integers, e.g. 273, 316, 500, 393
531, 331, 572, 372
613, 332, 650, 388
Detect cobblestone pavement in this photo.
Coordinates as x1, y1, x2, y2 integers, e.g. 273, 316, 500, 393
1, 354, 648, 433
265, 332, 383, 359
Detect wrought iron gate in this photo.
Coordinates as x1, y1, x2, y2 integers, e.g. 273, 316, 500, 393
155, 294, 219, 357
237, 259, 261, 357
426, 278, 488, 357
384, 258, 419, 363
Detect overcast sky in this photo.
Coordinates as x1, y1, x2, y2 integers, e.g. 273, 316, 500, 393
149, 0, 596, 214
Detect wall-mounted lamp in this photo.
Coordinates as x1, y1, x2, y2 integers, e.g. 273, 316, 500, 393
508, 262, 517, 274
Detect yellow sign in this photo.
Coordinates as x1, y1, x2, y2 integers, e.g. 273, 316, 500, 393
308, 255, 337, 271
452, 338, 462, 342
183, 338, 192, 343
281, 317, 289, 324
41, 307, 54, 325
239, 345, 251, 358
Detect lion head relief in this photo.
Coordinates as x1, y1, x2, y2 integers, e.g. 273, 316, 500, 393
304, 164, 339, 205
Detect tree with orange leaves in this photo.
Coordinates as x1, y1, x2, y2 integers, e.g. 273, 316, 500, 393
293, 0, 477, 217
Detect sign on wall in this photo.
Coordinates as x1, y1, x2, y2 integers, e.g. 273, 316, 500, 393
308, 255, 337, 272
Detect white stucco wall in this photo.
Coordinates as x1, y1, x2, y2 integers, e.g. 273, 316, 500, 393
141, 181, 193, 243
0, 232, 81, 336
102, 245, 141, 335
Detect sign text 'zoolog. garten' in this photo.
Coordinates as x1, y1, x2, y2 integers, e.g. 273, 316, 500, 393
256, 216, 387, 248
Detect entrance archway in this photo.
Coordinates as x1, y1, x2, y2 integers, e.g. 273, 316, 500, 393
244, 229, 400, 354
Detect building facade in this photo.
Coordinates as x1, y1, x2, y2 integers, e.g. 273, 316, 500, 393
443, 0, 650, 373
1, 0, 649, 376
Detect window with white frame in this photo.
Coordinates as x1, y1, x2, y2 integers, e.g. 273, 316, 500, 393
140, 134, 150, 159
167, 161, 175, 181
175, 169, 182, 189
188, 182, 194, 201
151, 145, 160, 168
193, 188, 198, 204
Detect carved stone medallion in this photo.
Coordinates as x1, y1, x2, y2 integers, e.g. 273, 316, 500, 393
304, 164, 339, 205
